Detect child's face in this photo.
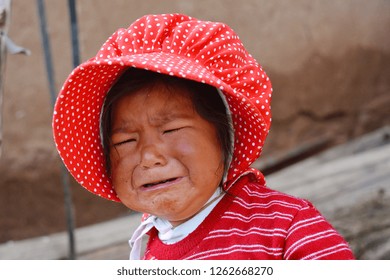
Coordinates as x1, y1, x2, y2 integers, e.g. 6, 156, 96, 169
109, 83, 224, 226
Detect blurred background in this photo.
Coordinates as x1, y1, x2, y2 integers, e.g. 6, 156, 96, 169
0, 0, 389, 259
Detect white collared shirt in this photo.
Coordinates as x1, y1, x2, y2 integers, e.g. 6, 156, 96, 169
158, 188, 225, 244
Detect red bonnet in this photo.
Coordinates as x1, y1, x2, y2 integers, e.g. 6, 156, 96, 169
52, 13, 272, 201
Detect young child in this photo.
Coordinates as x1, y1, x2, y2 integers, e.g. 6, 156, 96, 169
53, 13, 354, 260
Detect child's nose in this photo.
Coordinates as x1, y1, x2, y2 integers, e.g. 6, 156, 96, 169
139, 143, 167, 169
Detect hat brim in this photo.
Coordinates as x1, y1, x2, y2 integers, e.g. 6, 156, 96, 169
53, 14, 272, 203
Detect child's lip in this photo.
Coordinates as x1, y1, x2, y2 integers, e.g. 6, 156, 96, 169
140, 177, 183, 191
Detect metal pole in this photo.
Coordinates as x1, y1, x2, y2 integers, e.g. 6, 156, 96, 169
68, 0, 80, 67
36, 0, 76, 260
66, 0, 81, 258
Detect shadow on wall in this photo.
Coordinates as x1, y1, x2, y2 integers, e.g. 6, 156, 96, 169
263, 47, 390, 157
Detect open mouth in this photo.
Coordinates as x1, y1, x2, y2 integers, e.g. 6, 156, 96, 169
142, 177, 178, 188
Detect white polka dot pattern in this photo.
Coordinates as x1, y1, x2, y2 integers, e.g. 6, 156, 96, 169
52, 14, 272, 202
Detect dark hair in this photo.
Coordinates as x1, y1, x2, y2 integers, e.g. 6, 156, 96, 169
100, 67, 232, 177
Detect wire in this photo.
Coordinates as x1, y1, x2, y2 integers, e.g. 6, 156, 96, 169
36, 0, 76, 260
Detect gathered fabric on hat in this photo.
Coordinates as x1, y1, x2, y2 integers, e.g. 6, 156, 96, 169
53, 13, 272, 201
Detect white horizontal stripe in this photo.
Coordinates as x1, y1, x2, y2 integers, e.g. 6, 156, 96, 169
223, 211, 294, 222
242, 185, 301, 202
186, 244, 283, 260
285, 229, 338, 259
302, 244, 351, 260
210, 227, 287, 235
232, 195, 302, 211
205, 227, 287, 240
242, 185, 284, 198
286, 215, 325, 239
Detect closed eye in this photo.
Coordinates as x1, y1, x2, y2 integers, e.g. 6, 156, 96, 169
112, 138, 136, 147
163, 127, 182, 134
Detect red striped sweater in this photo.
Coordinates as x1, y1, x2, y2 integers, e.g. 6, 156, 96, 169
143, 175, 354, 260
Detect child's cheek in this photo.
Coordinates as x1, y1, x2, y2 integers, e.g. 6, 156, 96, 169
172, 136, 196, 158
110, 151, 136, 182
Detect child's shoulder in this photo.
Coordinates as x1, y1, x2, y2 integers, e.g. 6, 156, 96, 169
221, 180, 321, 237
226, 180, 322, 225
240, 181, 315, 210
